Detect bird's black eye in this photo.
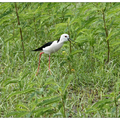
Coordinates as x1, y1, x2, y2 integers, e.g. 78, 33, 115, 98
65, 36, 67, 37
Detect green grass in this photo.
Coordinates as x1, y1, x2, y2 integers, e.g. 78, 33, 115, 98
1, 2, 120, 118
1, 38, 120, 117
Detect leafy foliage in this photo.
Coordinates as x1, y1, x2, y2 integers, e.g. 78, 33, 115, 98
0, 2, 120, 118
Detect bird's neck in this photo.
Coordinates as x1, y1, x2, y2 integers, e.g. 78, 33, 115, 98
59, 39, 66, 44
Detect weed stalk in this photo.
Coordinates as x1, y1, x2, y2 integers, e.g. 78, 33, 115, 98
15, 2, 26, 62
114, 84, 118, 117
102, 8, 110, 63
62, 96, 66, 117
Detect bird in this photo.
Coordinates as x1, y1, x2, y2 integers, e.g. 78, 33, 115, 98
33, 34, 72, 76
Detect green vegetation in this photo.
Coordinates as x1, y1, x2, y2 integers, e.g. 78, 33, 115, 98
0, 2, 120, 118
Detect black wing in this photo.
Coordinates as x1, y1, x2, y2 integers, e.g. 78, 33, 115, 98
32, 41, 53, 51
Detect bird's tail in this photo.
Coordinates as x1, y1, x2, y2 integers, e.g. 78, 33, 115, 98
32, 48, 42, 51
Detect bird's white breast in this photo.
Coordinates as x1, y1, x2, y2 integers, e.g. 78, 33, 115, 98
43, 41, 63, 54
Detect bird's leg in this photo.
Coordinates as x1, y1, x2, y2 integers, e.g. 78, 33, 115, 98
49, 54, 52, 75
36, 52, 44, 76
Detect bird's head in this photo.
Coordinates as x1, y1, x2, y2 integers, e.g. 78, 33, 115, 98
60, 34, 72, 43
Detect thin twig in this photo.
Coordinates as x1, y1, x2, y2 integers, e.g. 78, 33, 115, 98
62, 97, 66, 117
68, 30, 71, 73
114, 84, 118, 117
34, 14, 37, 38
15, 2, 26, 62
102, 9, 110, 63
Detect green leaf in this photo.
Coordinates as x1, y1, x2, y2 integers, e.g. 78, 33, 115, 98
86, 108, 97, 113
75, 35, 88, 44
63, 74, 73, 94
77, 28, 88, 35
33, 106, 54, 117
0, 9, 12, 19
114, 45, 120, 52
111, 107, 117, 114
7, 111, 29, 117
92, 99, 113, 109
71, 17, 81, 25
68, 17, 70, 25
71, 50, 83, 55
7, 88, 36, 99
1, 78, 12, 86
37, 96, 61, 106
37, 95, 60, 103
44, 76, 60, 88
48, 87, 59, 94
55, 23, 67, 28
110, 41, 120, 47
78, 3, 93, 14
3, 79, 18, 86
116, 94, 120, 101
32, 106, 53, 114
106, 31, 119, 41
107, 3, 120, 17
16, 104, 29, 111
84, 16, 98, 27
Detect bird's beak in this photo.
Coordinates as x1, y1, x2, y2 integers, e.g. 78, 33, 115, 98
68, 38, 73, 42
68, 38, 71, 42
68, 38, 77, 46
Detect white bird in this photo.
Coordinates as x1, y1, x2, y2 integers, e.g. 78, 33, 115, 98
33, 34, 72, 75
